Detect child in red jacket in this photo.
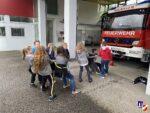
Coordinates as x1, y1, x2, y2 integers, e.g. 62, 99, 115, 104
99, 41, 112, 78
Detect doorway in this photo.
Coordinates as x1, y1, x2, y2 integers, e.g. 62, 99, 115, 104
46, 20, 53, 44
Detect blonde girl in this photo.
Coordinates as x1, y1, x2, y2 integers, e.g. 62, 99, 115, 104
76, 42, 93, 83
33, 46, 56, 101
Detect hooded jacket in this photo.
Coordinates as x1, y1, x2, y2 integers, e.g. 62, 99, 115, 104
99, 46, 112, 61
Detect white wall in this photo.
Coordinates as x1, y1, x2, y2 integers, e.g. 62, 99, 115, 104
0, 0, 102, 51
0, 15, 35, 51
78, 0, 101, 25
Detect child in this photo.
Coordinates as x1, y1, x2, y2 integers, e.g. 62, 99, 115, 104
94, 49, 101, 73
62, 42, 70, 59
33, 46, 56, 101
55, 46, 79, 95
88, 49, 100, 74
31, 40, 42, 83
76, 42, 93, 83
46, 43, 55, 60
99, 41, 112, 78
46, 43, 56, 73
62, 43, 70, 87
22, 46, 37, 87
91, 49, 101, 74
32, 40, 40, 54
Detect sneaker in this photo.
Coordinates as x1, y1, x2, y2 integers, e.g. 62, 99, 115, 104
63, 84, 70, 89
88, 79, 93, 83
105, 74, 108, 76
30, 83, 37, 88
100, 76, 105, 79
96, 72, 100, 75
79, 79, 83, 82
72, 90, 81, 95
48, 95, 57, 102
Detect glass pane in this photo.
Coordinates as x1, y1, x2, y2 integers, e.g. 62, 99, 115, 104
46, 0, 58, 15
0, 27, 6, 36
11, 28, 25, 36
10, 16, 33, 23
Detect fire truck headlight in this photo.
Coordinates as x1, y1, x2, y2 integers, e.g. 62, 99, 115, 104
132, 41, 139, 46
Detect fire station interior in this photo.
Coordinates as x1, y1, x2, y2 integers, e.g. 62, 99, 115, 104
45, 0, 148, 47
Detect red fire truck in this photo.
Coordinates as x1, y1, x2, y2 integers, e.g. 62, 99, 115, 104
101, 1, 150, 62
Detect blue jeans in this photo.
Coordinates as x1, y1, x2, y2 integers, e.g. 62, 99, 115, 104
63, 73, 76, 92
79, 65, 92, 81
100, 60, 110, 77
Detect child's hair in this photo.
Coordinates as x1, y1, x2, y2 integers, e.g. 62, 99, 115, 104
101, 41, 107, 46
57, 46, 66, 57
22, 46, 31, 60
33, 46, 47, 73
34, 40, 40, 45
92, 48, 97, 53
47, 43, 53, 48
76, 42, 85, 52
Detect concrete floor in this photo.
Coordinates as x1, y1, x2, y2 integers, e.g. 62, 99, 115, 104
0, 51, 150, 113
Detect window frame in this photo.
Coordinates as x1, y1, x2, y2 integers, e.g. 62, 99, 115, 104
0, 27, 6, 36
11, 28, 25, 37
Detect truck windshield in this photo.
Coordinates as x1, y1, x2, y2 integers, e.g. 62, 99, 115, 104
103, 14, 144, 30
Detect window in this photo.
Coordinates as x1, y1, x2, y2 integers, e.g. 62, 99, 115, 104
11, 28, 25, 36
46, 0, 58, 15
102, 8, 150, 30
0, 16, 4, 21
0, 27, 6, 36
10, 16, 33, 23
111, 14, 144, 29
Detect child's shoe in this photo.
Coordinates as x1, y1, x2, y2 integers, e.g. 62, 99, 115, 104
48, 95, 57, 102
100, 76, 105, 79
30, 83, 37, 88
63, 84, 70, 89
96, 72, 100, 75
72, 90, 81, 96
88, 79, 93, 83
79, 79, 83, 82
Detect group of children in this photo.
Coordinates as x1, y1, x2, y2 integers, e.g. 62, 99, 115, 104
22, 40, 112, 101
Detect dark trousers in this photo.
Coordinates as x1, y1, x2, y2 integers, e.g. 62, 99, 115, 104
41, 75, 53, 88
31, 73, 42, 83
96, 62, 101, 71
89, 62, 99, 73
29, 66, 42, 83
41, 75, 55, 96
50, 62, 55, 72
79, 65, 92, 81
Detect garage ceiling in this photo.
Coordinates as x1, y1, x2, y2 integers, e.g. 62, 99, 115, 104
82, 0, 125, 5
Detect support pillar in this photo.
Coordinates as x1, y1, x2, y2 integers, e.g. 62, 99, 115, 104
146, 63, 150, 95
64, 0, 77, 58
37, 0, 46, 46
